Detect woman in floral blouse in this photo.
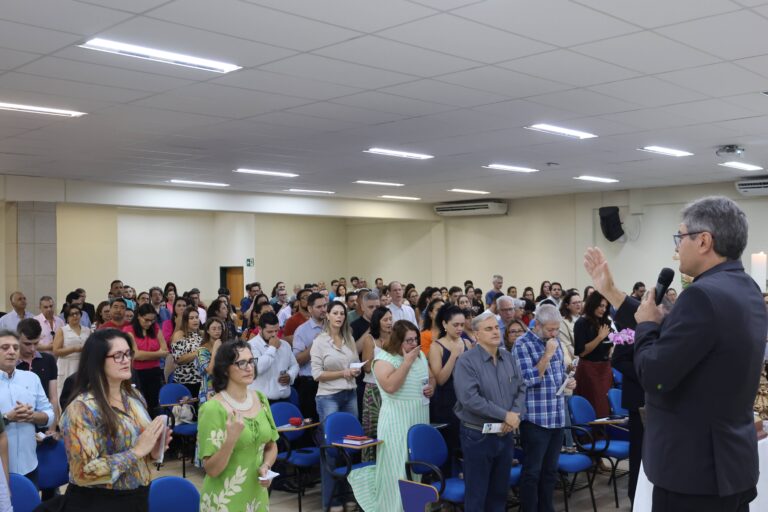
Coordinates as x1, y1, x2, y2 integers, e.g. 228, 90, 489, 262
198, 340, 278, 512
59, 329, 171, 511
170, 307, 203, 398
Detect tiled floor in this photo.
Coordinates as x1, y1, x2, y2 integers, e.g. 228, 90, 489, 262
157, 458, 632, 511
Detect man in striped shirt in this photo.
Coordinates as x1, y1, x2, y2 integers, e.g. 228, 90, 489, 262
514, 304, 576, 512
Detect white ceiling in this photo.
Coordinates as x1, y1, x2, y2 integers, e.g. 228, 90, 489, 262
2, 0, 768, 203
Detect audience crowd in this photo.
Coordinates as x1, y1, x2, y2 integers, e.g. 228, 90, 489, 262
0, 268, 764, 512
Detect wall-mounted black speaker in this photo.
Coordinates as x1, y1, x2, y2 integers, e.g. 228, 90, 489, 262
599, 206, 624, 242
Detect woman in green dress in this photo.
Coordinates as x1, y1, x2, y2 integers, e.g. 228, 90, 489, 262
348, 320, 436, 512
198, 340, 279, 512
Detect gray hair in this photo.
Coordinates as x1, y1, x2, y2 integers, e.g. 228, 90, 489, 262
534, 304, 562, 325
681, 196, 747, 260
0, 329, 19, 341
496, 295, 514, 307
363, 291, 380, 302
472, 309, 497, 331
492, 274, 503, 281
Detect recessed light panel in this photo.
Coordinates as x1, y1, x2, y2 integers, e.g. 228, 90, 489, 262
718, 161, 763, 171
483, 164, 540, 173
380, 195, 420, 201
170, 179, 229, 187
355, 180, 404, 187
573, 176, 618, 183
80, 38, 241, 73
363, 147, 434, 160
0, 101, 86, 117
234, 168, 299, 177
524, 123, 597, 139
638, 146, 693, 157
449, 188, 490, 195
287, 188, 335, 194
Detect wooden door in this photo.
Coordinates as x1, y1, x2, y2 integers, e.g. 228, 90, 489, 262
225, 267, 245, 308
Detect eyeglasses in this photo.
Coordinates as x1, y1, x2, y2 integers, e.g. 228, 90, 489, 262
403, 337, 419, 345
673, 231, 708, 249
107, 350, 134, 363
232, 358, 257, 370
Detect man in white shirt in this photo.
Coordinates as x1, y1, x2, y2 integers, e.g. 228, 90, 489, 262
248, 312, 299, 404
32, 296, 64, 353
0, 292, 33, 332
548, 282, 563, 308
292, 293, 328, 420
387, 281, 417, 324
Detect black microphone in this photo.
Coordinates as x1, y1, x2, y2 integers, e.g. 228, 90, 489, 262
654, 268, 675, 305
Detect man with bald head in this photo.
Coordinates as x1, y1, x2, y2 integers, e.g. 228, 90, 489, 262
0, 291, 33, 331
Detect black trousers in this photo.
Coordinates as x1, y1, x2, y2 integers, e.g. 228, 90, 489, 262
628, 409, 644, 503
135, 367, 164, 417
652, 485, 756, 512
294, 376, 318, 421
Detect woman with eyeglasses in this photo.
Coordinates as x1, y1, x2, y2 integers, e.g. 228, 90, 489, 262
170, 307, 203, 399
349, 319, 434, 511
53, 305, 91, 391
198, 340, 278, 512
503, 319, 527, 351
122, 303, 169, 417
58, 329, 171, 511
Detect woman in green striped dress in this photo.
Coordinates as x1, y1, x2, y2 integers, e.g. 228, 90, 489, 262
348, 320, 436, 512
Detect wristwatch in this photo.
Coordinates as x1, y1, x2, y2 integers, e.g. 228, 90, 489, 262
2, 413, 12, 424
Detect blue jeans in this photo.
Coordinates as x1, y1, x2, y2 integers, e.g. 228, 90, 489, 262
460, 424, 515, 512
519, 421, 563, 512
317, 389, 359, 509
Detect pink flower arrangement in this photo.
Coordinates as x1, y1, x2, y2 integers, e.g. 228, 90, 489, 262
609, 328, 635, 345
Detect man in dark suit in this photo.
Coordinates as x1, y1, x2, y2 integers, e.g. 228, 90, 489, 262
584, 196, 767, 511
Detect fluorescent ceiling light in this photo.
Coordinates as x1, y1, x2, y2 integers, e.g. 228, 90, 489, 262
449, 188, 490, 195
287, 188, 335, 194
718, 161, 763, 171
638, 146, 693, 157
363, 147, 434, 160
524, 123, 597, 139
79, 38, 242, 73
573, 175, 619, 184
169, 179, 229, 187
381, 195, 420, 201
234, 168, 298, 178
0, 101, 86, 117
483, 164, 540, 173
355, 180, 404, 187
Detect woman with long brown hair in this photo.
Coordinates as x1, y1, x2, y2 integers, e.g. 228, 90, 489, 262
573, 290, 613, 418
59, 329, 171, 511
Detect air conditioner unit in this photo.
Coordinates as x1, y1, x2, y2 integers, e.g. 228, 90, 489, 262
735, 178, 768, 196
433, 200, 508, 217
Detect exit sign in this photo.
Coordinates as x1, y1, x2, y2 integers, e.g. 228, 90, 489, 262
246, 258, 254, 267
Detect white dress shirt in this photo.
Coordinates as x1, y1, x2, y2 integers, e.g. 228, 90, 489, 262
248, 334, 299, 400
388, 302, 417, 324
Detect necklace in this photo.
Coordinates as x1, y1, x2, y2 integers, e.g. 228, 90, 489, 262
220, 390, 253, 411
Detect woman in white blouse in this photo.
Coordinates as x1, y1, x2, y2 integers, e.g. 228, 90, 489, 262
310, 301, 360, 512
558, 290, 583, 360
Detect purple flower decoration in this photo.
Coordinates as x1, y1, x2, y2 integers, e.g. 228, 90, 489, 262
609, 328, 635, 345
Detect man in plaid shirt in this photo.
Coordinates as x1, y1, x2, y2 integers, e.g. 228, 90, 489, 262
513, 304, 576, 512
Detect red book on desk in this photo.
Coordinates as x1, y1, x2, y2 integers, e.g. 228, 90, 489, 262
342, 435, 375, 445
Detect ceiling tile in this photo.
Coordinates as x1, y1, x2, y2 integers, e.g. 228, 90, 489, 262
133, 83, 312, 118
0, 48, 40, 70
722, 93, 768, 115
436, 66, 570, 98
407, 0, 481, 10
210, 69, 363, 100
244, 0, 437, 32
378, 14, 552, 63
331, 91, 456, 116
573, 31, 720, 74
15, 57, 194, 93
527, 89, 641, 116
314, 36, 477, 77
249, 111, 365, 132
0, 20, 81, 54
657, 10, 768, 60
0, 0, 133, 35
715, 115, 768, 136
653, 99, 758, 123
287, 102, 406, 124
148, 0, 360, 52
733, 54, 768, 79
73, 0, 171, 13
380, 79, 509, 107
453, 0, 637, 47
471, 99, 580, 126
260, 54, 416, 89
600, 107, 699, 130
501, 50, 639, 87
91, 17, 297, 69
588, 77, 707, 107
658, 63, 768, 97
0, 72, 149, 104
573, 0, 740, 28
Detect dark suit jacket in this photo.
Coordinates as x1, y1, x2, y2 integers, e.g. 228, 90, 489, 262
612, 297, 644, 410
634, 260, 767, 496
